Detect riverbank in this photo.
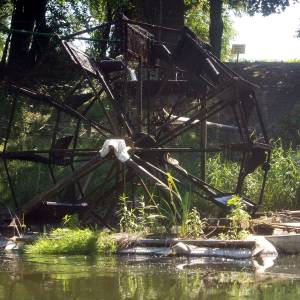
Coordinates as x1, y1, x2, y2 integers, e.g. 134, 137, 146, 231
0, 229, 278, 258
3, 209, 300, 264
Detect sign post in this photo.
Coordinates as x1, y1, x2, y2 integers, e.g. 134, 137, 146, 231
231, 44, 246, 62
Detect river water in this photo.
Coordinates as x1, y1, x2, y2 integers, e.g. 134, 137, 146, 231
1, 254, 300, 299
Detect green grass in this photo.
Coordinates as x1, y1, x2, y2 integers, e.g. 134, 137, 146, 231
96, 231, 118, 254
207, 142, 300, 211
24, 228, 118, 255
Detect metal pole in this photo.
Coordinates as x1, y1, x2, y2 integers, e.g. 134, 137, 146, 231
200, 98, 207, 181
138, 56, 143, 132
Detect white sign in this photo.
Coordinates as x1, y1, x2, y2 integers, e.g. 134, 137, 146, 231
231, 44, 246, 55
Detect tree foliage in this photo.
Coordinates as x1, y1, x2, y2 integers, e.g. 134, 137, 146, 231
1, 0, 298, 67
0, 0, 12, 54
242, 0, 298, 16
185, 0, 236, 60
207, 0, 299, 58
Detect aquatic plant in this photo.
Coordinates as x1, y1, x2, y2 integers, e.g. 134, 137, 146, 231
136, 196, 164, 232
156, 172, 182, 231
156, 174, 206, 237
119, 194, 139, 233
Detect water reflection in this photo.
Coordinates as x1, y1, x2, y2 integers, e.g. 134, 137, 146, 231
0, 254, 300, 299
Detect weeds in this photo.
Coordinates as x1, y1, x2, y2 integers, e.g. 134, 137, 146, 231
117, 178, 206, 238
119, 194, 139, 233
62, 214, 81, 228
155, 173, 206, 237
218, 195, 251, 240
118, 194, 164, 234
180, 207, 205, 238
97, 231, 118, 254
137, 197, 164, 232
157, 172, 182, 231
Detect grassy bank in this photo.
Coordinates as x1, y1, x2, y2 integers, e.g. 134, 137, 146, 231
25, 229, 118, 255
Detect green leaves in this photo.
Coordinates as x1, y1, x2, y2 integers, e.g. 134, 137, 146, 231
119, 194, 139, 233
180, 207, 205, 238
245, 0, 294, 16
118, 194, 164, 234
218, 195, 251, 240
62, 214, 81, 228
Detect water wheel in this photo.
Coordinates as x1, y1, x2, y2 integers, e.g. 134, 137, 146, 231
0, 16, 271, 227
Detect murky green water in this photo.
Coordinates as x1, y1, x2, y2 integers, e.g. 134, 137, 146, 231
1, 254, 300, 300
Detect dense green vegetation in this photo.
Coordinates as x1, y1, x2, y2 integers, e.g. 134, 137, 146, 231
207, 141, 300, 211
116, 142, 300, 232
25, 228, 118, 255
24, 196, 243, 255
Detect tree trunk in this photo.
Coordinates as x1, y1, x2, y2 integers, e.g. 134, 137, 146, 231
209, 0, 223, 59
142, 0, 184, 48
100, 1, 112, 58
28, 0, 49, 64
8, 0, 35, 70
7, 0, 48, 74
